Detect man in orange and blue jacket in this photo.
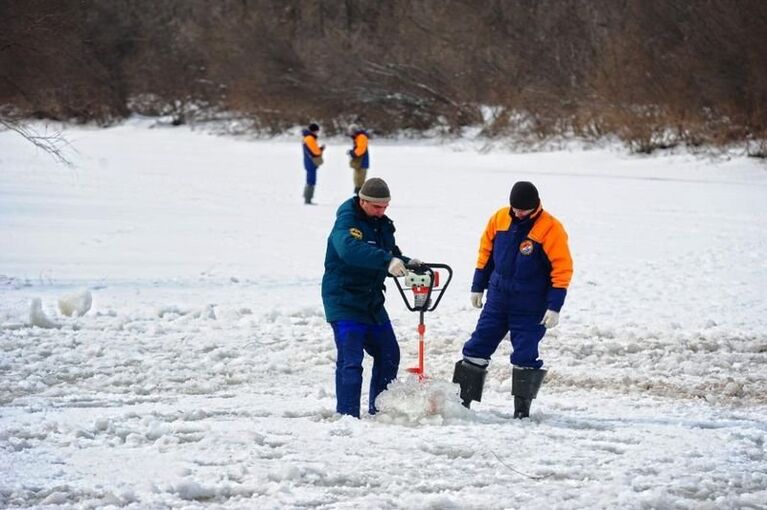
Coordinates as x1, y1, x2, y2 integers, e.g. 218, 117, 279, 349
347, 125, 370, 195
302, 123, 325, 204
453, 181, 573, 418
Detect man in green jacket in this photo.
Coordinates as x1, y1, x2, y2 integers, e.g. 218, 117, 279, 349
321, 178, 420, 417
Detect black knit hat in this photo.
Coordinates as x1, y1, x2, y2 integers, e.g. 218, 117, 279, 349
509, 181, 540, 210
358, 177, 391, 203
308, 123, 320, 132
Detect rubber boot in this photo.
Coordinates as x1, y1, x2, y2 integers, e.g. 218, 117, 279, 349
452, 359, 487, 409
512, 367, 546, 419
304, 184, 315, 204
513, 396, 531, 418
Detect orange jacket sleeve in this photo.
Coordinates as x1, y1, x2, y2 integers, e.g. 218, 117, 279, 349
353, 133, 368, 157
530, 212, 573, 289
471, 207, 512, 291
476, 207, 511, 269
304, 135, 323, 156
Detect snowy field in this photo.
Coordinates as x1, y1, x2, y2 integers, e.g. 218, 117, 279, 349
1, 121, 766, 509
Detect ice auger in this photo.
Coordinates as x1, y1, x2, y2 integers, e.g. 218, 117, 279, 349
393, 262, 453, 381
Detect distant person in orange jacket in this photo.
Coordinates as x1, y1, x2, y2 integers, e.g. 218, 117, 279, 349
453, 181, 573, 418
347, 125, 370, 195
302, 123, 325, 204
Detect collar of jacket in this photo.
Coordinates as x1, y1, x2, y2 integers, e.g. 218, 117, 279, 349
509, 203, 543, 225
354, 197, 391, 224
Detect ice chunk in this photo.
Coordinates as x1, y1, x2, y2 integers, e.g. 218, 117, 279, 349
58, 289, 92, 317
30, 298, 61, 329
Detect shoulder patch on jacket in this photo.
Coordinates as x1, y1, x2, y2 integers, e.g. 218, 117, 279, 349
349, 228, 363, 240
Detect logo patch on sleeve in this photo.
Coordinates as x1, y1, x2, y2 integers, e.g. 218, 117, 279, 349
349, 228, 363, 240
519, 239, 534, 255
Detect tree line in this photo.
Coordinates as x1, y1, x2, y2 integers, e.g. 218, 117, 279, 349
1, 0, 765, 155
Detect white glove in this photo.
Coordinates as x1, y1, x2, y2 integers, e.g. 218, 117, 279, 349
408, 258, 423, 267
470, 291, 484, 309
540, 309, 560, 328
388, 257, 407, 277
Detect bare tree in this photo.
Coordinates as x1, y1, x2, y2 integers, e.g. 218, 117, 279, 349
0, 119, 74, 166
1, 0, 765, 153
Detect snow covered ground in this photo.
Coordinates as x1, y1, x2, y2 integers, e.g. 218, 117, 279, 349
1, 121, 766, 509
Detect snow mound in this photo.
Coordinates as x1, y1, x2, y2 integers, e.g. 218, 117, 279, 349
156, 304, 216, 319
58, 289, 93, 317
375, 377, 471, 426
29, 298, 61, 329
173, 480, 216, 501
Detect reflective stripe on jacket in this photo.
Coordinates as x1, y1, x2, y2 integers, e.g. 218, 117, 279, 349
471, 205, 573, 313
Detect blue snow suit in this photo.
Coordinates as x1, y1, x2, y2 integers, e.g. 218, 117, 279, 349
302, 129, 323, 185
321, 197, 411, 417
462, 205, 573, 369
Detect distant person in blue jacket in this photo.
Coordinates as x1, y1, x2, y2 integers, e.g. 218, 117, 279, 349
302, 123, 325, 204
321, 178, 422, 417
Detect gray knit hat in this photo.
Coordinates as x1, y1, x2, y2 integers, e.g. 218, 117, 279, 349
358, 178, 391, 203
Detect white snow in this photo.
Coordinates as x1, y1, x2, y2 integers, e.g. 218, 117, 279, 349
1, 121, 766, 509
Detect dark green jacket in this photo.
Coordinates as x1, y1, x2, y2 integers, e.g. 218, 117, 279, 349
321, 197, 408, 324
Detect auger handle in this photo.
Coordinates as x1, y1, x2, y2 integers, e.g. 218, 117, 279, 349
393, 262, 453, 313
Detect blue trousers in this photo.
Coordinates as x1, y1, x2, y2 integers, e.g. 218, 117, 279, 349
332, 320, 400, 417
305, 165, 317, 186
462, 290, 546, 369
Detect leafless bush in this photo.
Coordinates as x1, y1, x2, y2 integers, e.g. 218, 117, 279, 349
1, 0, 765, 154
